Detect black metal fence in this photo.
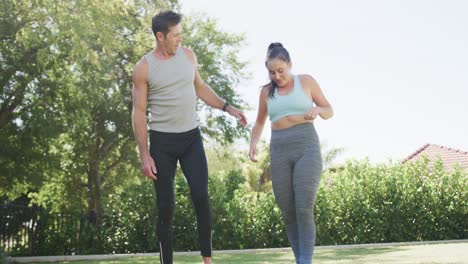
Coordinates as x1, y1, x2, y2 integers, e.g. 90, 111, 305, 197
0, 202, 92, 257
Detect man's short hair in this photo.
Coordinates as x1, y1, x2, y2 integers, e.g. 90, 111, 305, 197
152, 10, 182, 38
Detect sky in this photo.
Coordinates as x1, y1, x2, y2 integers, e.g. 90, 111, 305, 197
179, 0, 468, 163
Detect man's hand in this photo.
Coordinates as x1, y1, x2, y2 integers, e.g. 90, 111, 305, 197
140, 155, 157, 180
226, 105, 248, 127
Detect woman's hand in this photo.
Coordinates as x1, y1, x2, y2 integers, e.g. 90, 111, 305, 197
304, 106, 321, 120
249, 145, 258, 162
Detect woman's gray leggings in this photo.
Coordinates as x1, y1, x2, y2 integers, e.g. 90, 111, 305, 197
270, 123, 322, 264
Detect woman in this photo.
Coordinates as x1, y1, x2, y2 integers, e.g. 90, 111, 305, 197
249, 42, 333, 264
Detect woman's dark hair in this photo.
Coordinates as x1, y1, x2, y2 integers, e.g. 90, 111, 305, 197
152, 10, 182, 38
263, 42, 291, 98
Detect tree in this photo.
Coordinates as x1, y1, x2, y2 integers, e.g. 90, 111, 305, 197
182, 15, 249, 143
1, 0, 77, 196
1, 0, 250, 250
321, 142, 345, 170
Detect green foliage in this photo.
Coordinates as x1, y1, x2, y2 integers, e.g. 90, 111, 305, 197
204, 141, 247, 177
1, 199, 94, 257
1, 1, 465, 253
100, 180, 158, 254
242, 141, 271, 192
0, 0, 71, 196
320, 142, 345, 170
0, 247, 10, 264
171, 169, 287, 251
144, 157, 466, 250
0, 0, 250, 241
234, 192, 288, 249
224, 170, 246, 200
183, 15, 250, 144
315, 158, 468, 245
1, 0, 250, 255
3, 158, 466, 256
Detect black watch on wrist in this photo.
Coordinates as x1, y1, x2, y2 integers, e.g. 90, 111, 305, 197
222, 102, 230, 112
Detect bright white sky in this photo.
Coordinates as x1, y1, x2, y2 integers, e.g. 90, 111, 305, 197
179, 0, 468, 163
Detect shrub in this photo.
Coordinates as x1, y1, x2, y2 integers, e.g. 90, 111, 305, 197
315, 158, 467, 245
100, 180, 158, 254
3, 158, 466, 255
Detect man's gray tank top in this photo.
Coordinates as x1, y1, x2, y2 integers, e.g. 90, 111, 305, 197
145, 47, 199, 133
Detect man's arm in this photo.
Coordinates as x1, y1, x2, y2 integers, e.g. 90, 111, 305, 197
132, 59, 157, 180
183, 48, 247, 127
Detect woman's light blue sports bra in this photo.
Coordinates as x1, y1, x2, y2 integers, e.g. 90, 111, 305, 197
267, 75, 314, 123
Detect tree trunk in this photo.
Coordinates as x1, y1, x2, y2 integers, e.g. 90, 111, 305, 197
86, 158, 101, 251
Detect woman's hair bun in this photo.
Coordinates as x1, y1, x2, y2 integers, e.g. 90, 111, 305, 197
267, 42, 283, 51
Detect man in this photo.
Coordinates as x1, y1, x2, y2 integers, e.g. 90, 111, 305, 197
131, 10, 247, 264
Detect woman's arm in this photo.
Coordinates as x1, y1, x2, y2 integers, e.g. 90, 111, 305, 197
303, 74, 334, 120
249, 87, 269, 162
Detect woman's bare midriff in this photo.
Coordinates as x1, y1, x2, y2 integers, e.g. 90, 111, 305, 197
271, 114, 313, 130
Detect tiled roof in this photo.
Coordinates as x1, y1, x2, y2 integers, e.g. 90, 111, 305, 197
402, 143, 468, 169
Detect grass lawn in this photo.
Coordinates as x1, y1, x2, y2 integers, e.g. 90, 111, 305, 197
26, 242, 468, 264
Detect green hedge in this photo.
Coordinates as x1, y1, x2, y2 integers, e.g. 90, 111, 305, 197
101, 158, 466, 252
3, 159, 467, 256
100, 182, 158, 254
315, 158, 467, 245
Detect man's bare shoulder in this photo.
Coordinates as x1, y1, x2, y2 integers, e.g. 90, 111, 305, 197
134, 57, 148, 71
133, 57, 148, 81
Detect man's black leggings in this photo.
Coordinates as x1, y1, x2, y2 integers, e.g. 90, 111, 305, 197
149, 127, 212, 264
